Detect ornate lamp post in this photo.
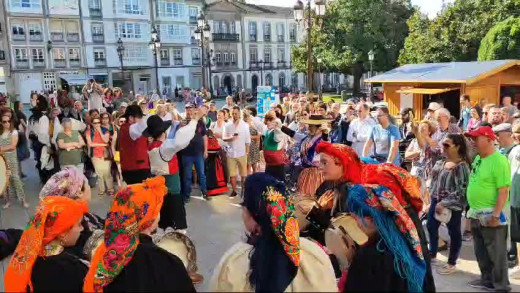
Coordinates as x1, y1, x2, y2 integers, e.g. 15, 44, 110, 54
193, 12, 211, 90
116, 38, 134, 95
368, 49, 375, 101
294, 0, 327, 97
149, 26, 161, 93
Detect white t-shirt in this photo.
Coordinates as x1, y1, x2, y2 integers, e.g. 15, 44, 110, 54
346, 117, 376, 156
223, 120, 251, 158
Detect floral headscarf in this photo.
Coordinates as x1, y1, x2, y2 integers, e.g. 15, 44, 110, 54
4, 197, 88, 292
39, 167, 87, 199
84, 176, 167, 292
316, 142, 423, 213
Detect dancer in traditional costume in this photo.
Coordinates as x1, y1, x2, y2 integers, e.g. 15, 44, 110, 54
209, 173, 337, 292
206, 129, 229, 196
84, 177, 195, 292
4, 196, 89, 292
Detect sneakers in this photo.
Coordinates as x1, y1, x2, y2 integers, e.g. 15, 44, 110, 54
462, 230, 473, 242
437, 264, 456, 275
430, 258, 444, 267
229, 191, 237, 198
467, 279, 494, 291
202, 192, 211, 201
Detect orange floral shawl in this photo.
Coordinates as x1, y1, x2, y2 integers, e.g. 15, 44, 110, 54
84, 176, 167, 292
4, 196, 88, 292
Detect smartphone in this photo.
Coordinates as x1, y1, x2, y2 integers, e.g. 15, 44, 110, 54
233, 133, 238, 136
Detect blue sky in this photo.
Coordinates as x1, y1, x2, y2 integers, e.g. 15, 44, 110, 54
248, 0, 452, 19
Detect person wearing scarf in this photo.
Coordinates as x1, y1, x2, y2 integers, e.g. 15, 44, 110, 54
4, 196, 89, 292
315, 142, 435, 292
209, 173, 337, 292
84, 176, 195, 292
39, 167, 104, 259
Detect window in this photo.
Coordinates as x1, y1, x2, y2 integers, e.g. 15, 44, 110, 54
28, 23, 42, 35
278, 47, 285, 62
53, 48, 65, 59
160, 24, 187, 41
230, 21, 236, 34
249, 22, 257, 41
69, 48, 80, 60
123, 46, 147, 63
215, 52, 221, 64
117, 0, 144, 15
88, 0, 100, 9
290, 23, 297, 42
173, 48, 182, 65
116, 22, 142, 39
11, 23, 25, 37
11, 0, 40, 9
263, 22, 271, 40
189, 6, 198, 18
230, 52, 236, 64
279, 73, 285, 87
92, 23, 103, 35
14, 48, 28, 61
277, 23, 284, 42
191, 48, 200, 64
160, 49, 169, 59
223, 52, 229, 64
249, 47, 257, 62
158, 0, 186, 18
266, 74, 273, 86
264, 47, 271, 63
32, 48, 44, 61
94, 49, 105, 60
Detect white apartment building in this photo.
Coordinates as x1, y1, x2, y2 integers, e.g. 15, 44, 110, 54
6, 0, 85, 103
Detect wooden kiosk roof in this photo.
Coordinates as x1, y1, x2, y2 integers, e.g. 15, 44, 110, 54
365, 60, 520, 84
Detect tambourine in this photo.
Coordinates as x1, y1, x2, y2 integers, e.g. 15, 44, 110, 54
83, 229, 105, 261
153, 230, 204, 284
324, 214, 369, 272
0, 153, 9, 197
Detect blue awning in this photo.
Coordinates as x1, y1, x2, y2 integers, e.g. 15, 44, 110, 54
59, 73, 90, 85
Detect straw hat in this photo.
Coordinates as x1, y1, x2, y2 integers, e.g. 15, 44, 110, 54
301, 114, 332, 125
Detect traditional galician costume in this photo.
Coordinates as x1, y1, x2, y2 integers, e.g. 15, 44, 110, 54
205, 132, 229, 196
262, 119, 286, 181
144, 115, 198, 231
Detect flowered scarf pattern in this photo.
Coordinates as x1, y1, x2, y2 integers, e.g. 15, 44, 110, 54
4, 197, 88, 292
39, 167, 87, 199
84, 176, 167, 292
262, 186, 301, 266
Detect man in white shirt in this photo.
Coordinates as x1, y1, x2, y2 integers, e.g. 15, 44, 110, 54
347, 103, 376, 156
223, 106, 251, 198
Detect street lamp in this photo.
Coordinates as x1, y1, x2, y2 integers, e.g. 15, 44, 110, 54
294, 0, 327, 99
192, 12, 211, 91
116, 38, 134, 95
368, 49, 374, 101
149, 26, 161, 93
46, 40, 53, 52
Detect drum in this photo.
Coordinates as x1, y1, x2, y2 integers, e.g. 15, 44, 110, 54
0, 154, 9, 197
83, 229, 105, 261
324, 214, 369, 272
153, 230, 204, 284
294, 197, 318, 231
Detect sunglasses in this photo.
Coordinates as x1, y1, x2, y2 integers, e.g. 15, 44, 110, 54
119, 120, 126, 124
2, 120, 10, 123
442, 143, 452, 148
92, 121, 101, 125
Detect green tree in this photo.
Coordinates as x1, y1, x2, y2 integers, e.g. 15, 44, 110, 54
291, 0, 414, 95
399, 0, 520, 65
478, 17, 520, 60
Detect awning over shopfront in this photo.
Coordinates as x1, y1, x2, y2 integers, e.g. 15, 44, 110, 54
396, 88, 458, 95
59, 73, 90, 85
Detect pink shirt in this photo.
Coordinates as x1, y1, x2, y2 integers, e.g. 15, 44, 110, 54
467, 118, 481, 131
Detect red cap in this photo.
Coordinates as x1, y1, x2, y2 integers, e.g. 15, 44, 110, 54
465, 126, 497, 140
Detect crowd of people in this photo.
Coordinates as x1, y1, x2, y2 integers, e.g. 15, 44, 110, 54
0, 86, 519, 292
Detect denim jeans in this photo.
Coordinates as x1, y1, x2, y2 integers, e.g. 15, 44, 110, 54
427, 197, 463, 265
181, 154, 207, 199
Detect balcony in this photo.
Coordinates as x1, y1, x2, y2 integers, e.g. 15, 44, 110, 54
249, 34, 257, 42
264, 35, 271, 42
264, 61, 273, 69
277, 60, 286, 68
29, 33, 43, 42
174, 58, 182, 66
51, 32, 64, 42
189, 16, 197, 24
192, 57, 200, 65
54, 59, 66, 68
33, 59, 45, 68
249, 60, 258, 69
230, 61, 237, 67
12, 34, 25, 41
90, 8, 102, 17
160, 58, 170, 66
94, 58, 106, 67
212, 33, 239, 42
16, 59, 29, 69
277, 35, 284, 42
92, 33, 104, 43
67, 33, 80, 42
69, 59, 80, 67
0, 51, 5, 60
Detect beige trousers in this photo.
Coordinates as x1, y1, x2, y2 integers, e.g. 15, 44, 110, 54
92, 157, 114, 194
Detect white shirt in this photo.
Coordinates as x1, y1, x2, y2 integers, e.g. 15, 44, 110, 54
210, 120, 227, 147
223, 120, 251, 158
29, 115, 50, 146
252, 116, 267, 134
347, 117, 376, 156
129, 115, 150, 141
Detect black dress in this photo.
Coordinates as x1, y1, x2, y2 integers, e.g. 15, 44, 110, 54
105, 234, 195, 292
31, 252, 88, 292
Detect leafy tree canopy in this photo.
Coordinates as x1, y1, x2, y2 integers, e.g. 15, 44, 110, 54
478, 17, 520, 60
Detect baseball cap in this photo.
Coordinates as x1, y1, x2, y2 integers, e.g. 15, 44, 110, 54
492, 123, 512, 134
185, 102, 196, 108
120, 102, 128, 108
427, 102, 441, 111
465, 126, 497, 140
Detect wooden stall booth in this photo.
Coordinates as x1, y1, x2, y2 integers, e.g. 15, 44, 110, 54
365, 60, 520, 119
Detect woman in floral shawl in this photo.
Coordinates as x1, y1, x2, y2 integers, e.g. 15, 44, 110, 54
209, 173, 337, 292
315, 142, 435, 292
4, 196, 88, 292
84, 176, 194, 292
